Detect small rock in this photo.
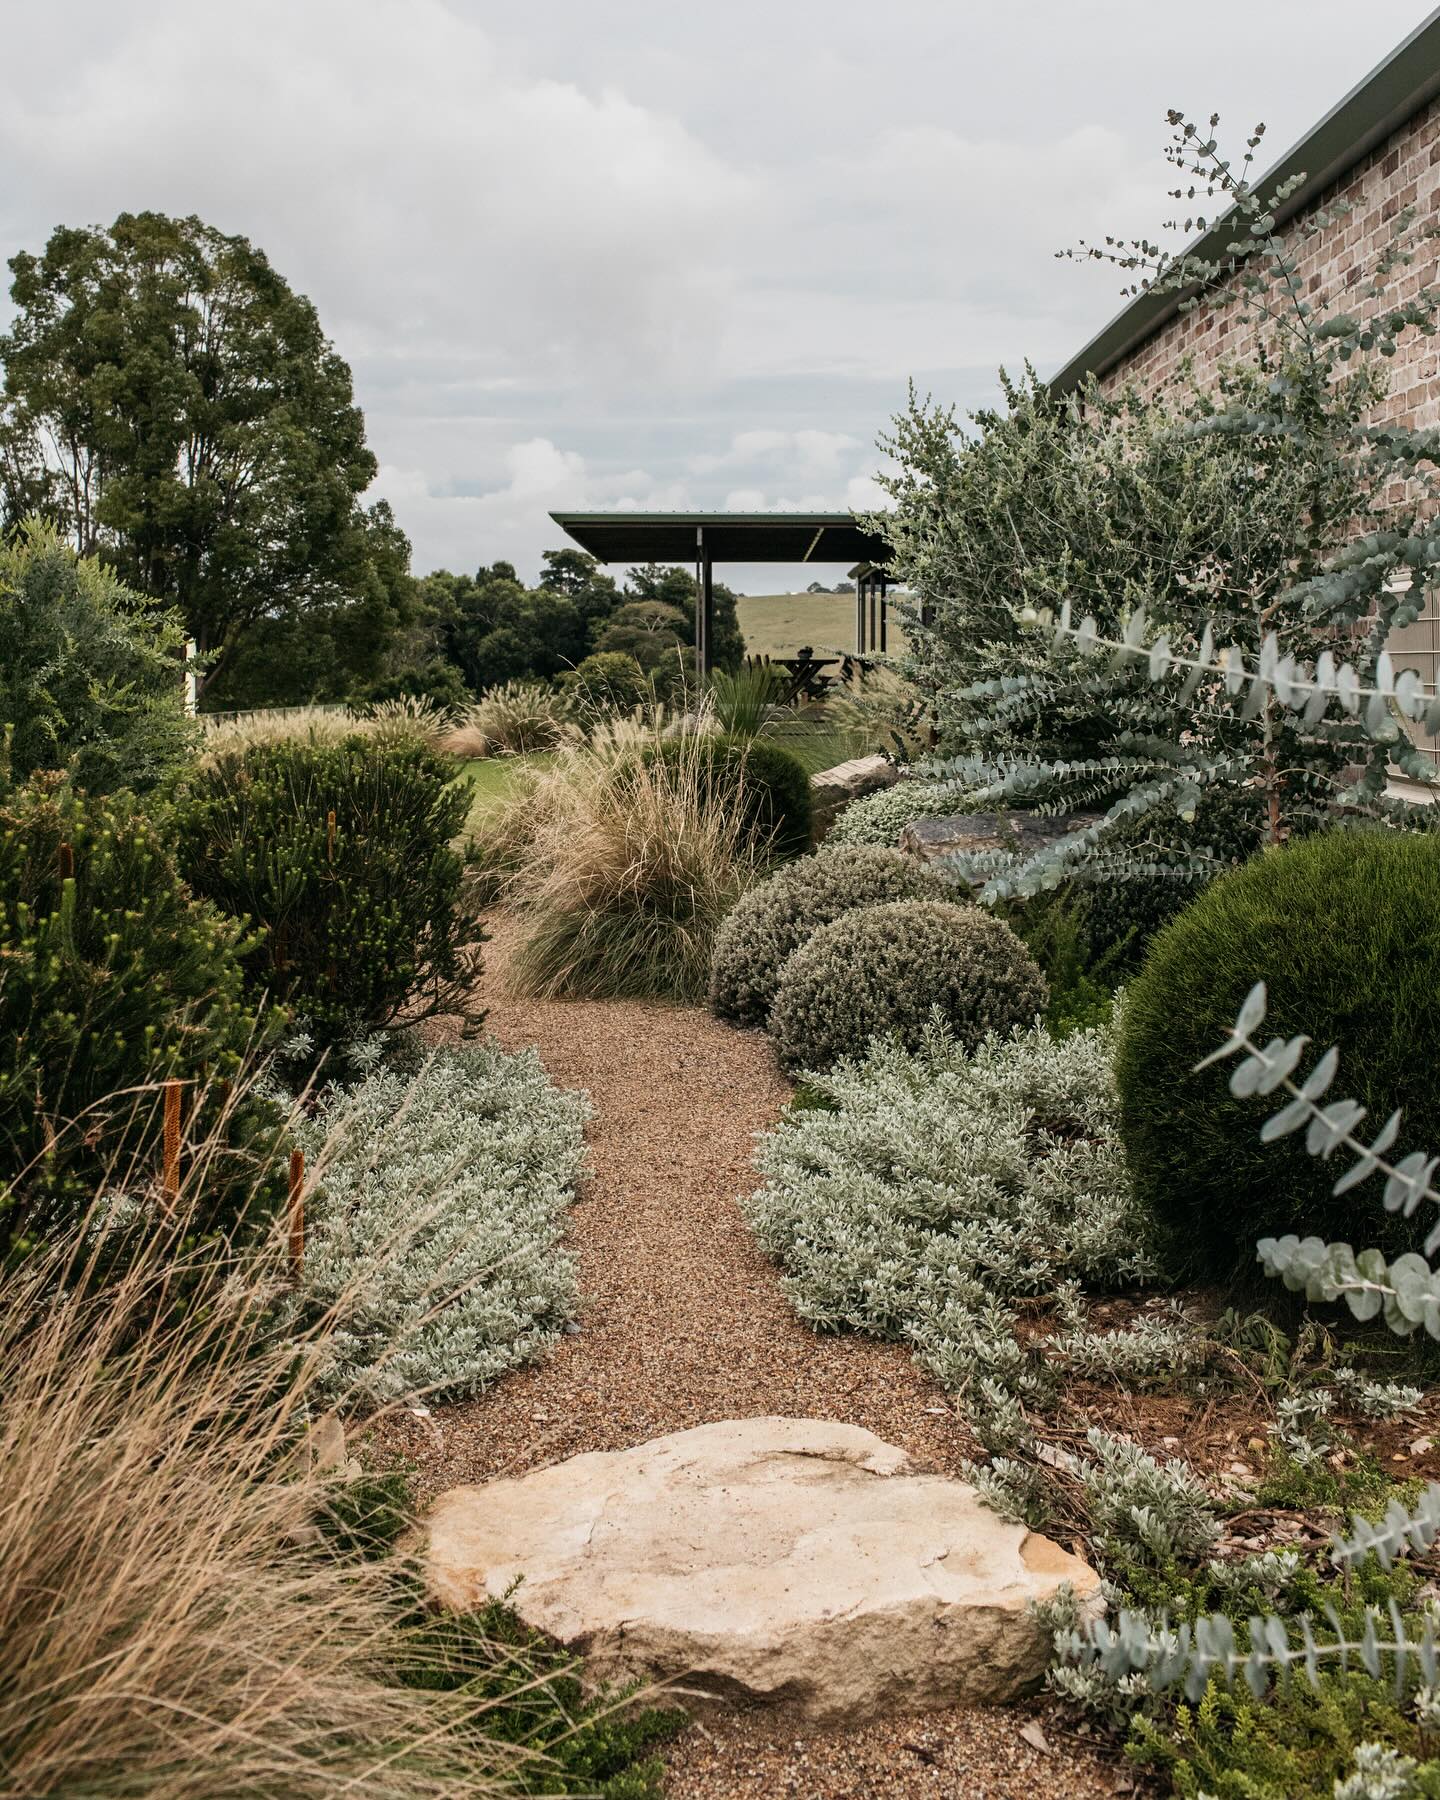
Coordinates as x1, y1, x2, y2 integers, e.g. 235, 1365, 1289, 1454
810, 755, 900, 829
900, 808, 1103, 873
1018, 1721, 1053, 1754
1413, 1437, 1434, 1455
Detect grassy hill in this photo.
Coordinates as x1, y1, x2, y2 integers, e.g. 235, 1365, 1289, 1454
737, 591, 908, 659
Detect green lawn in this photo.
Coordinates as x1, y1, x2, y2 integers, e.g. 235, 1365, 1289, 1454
456, 728, 864, 818
737, 591, 909, 659
459, 752, 554, 814
766, 725, 870, 774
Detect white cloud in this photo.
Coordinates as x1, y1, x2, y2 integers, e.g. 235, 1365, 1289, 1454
2, 0, 1429, 581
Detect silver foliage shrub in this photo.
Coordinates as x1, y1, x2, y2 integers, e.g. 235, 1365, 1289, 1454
707, 842, 947, 1029
746, 1018, 1163, 1406
294, 1041, 590, 1404
768, 898, 1047, 1074
824, 780, 957, 849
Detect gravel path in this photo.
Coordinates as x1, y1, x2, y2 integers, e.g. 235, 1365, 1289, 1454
411, 920, 1133, 1799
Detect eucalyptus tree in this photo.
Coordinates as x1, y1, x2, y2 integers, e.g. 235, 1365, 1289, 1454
876, 113, 1440, 901
0, 211, 407, 699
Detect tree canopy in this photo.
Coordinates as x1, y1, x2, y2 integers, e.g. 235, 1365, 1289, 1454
0, 212, 757, 711
0, 211, 407, 700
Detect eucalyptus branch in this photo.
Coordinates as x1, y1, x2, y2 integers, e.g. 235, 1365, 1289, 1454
1067, 1594, 1440, 1705
1044, 600, 1440, 779
1199, 980, 1440, 1251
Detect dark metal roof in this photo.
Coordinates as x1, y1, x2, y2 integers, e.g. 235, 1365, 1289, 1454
550, 510, 891, 566
1049, 8, 1440, 396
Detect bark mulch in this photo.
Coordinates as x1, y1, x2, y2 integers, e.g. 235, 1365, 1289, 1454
404, 918, 1135, 1798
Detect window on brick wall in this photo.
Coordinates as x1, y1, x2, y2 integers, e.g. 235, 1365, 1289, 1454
1385, 574, 1440, 767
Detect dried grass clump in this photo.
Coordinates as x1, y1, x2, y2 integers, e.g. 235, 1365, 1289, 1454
505, 727, 767, 1001
0, 1188, 535, 1798
0, 1040, 661, 1798
199, 696, 453, 761
769, 897, 1048, 1074
444, 683, 581, 760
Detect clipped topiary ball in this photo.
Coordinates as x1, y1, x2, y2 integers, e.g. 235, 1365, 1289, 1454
1116, 828, 1440, 1282
709, 844, 950, 1028
768, 898, 1048, 1074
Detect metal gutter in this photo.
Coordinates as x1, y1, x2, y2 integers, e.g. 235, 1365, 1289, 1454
1048, 8, 1440, 396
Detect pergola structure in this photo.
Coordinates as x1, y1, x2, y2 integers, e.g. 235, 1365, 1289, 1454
550, 510, 895, 674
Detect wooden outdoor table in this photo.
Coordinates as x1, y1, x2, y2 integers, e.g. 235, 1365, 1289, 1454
767, 653, 842, 704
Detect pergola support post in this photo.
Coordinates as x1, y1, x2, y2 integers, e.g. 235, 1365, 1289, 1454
878, 576, 888, 655
855, 574, 867, 654
695, 526, 714, 677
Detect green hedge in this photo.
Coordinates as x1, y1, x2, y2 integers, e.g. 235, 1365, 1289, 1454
1116, 828, 1440, 1280
170, 735, 484, 1056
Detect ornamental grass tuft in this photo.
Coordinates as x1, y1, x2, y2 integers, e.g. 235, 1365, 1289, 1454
506, 726, 768, 1002
0, 1099, 555, 1797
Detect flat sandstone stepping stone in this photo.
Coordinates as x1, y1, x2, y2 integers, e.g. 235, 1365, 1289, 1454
425, 1416, 1101, 1722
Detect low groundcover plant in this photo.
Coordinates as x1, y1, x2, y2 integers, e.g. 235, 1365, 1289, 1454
294, 1039, 590, 1404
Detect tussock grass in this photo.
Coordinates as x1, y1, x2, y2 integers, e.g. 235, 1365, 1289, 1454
0, 1079, 664, 1798
504, 725, 767, 1002
443, 684, 581, 760
199, 696, 454, 760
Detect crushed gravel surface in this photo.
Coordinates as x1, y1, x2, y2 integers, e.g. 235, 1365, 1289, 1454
407, 916, 1134, 1798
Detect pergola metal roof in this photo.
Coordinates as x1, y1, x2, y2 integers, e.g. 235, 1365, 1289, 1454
550, 509, 891, 567
1049, 7, 1440, 396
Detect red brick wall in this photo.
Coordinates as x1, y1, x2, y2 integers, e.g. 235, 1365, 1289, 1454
1096, 96, 1440, 427
1093, 97, 1440, 761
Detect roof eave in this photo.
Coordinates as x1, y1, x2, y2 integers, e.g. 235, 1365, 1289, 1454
1048, 8, 1440, 397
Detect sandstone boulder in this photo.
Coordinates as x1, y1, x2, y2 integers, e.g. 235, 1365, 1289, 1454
810, 753, 900, 829
425, 1416, 1100, 1722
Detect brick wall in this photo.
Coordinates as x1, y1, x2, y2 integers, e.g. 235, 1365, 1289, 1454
1092, 96, 1440, 760
1096, 97, 1440, 422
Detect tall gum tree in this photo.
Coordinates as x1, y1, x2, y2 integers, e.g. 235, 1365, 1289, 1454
0, 211, 407, 699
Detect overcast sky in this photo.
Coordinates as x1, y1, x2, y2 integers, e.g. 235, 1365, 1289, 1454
2, 1, 1431, 588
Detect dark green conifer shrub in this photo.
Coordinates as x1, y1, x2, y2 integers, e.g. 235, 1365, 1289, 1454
650, 733, 813, 861
1116, 828, 1440, 1280
169, 735, 484, 1054
709, 842, 948, 1028
768, 898, 1047, 1073
0, 773, 282, 1259
0, 522, 192, 793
